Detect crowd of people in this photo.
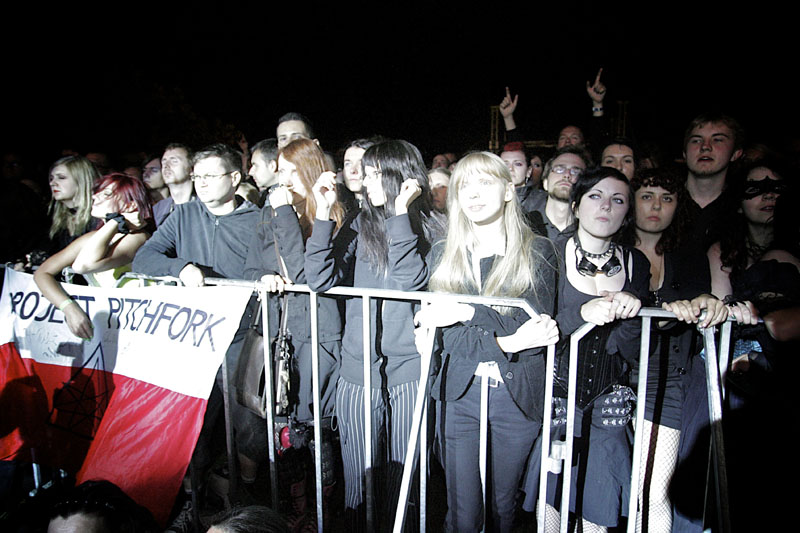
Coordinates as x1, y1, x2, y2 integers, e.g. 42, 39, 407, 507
1, 74, 798, 533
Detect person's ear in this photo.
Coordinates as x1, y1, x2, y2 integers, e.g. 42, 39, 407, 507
231, 171, 242, 189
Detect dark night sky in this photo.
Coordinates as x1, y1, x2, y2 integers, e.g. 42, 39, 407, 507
3, 4, 794, 170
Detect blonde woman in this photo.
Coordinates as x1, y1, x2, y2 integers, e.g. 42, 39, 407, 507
415, 151, 558, 532
47, 155, 99, 249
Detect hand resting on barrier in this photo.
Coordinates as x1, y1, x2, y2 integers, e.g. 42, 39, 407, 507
580, 290, 641, 325
260, 273, 291, 293
662, 293, 728, 329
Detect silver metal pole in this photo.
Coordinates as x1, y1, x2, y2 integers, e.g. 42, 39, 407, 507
221, 337, 237, 506
703, 325, 730, 533
362, 296, 374, 532
537, 344, 557, 533
718, 321, 732, 400
561, 323, 595, 533
310, 292, 323, 532
392, 323, 436, 533
259, 289, 279, 511
479, 374, 489, 533
627, 317, 651, 533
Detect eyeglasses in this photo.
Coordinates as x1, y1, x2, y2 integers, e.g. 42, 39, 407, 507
190, 171, 234, 182
551, 165, 584, 178
363, 170, 382, 181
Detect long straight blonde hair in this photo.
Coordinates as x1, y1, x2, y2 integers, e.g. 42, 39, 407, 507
429, 152, 548, 311
48, 156, 98, 239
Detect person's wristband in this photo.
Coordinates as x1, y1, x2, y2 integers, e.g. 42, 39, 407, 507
104, 212, 130, 234
59, 298, 77, 311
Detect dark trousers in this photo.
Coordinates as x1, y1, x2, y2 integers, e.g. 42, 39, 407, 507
437, 378, 540, 533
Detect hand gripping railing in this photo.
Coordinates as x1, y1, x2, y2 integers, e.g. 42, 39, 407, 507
546, 309, 735, 533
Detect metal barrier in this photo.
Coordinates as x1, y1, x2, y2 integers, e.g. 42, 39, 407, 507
92, 272, 737, 532
546, 310, 734, 533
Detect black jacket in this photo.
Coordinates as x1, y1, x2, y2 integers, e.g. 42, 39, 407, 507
243, 204, 342, 343
430, 237, 558, 422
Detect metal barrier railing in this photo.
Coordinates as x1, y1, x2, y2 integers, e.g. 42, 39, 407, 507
92, 272, 736, 532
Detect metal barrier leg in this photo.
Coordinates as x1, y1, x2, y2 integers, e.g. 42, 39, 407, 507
362, 296, 374, 532
260, 290, 279, 511
479, 374, 489, 533
309, 292, 323, 533
560, 324, 594, 533
627, 317, 651, 533
419, 394, 427, 533
221, 350, 238, 506
392, 322, 435, 533
702, 326, 730, 533
718, 322, 732, 401
538, 345, 557, 533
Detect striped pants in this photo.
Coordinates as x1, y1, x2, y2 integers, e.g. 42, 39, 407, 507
335, 377, 419, 532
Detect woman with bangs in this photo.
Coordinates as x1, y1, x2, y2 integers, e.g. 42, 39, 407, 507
625, 167, 727, 533
243, 138, 344, 517
306, 139, 444, 531
522, 167, 647, 532
415, 151, 559, 532
34, 172, 153, 339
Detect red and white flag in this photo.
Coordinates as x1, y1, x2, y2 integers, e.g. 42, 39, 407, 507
0, 269, 252, 524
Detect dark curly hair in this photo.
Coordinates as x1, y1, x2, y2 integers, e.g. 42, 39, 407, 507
624, 165, 690, 254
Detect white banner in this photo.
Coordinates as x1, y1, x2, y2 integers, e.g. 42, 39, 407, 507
1, 269, 253, 398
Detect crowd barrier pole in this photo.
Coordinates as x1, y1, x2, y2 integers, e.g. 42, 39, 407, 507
702, 326, 730, 533
537, 343, 558, 532
309, 291, 323, 532
718, 321, 732, 401
559, 321, 595, 533
361, 295, 374, 531
259, 287, 280, 511
626, 315, 652, 533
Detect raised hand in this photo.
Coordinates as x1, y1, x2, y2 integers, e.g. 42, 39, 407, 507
499, 86, 518, 118
312, 171, 338, 220
395, 178, 422, 216
586, 68, 606, 105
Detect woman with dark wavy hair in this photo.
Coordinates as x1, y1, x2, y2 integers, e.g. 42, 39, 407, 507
306, 139, 444, 531
625, 166, 727, 532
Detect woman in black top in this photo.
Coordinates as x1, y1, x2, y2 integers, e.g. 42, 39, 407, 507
417, 151, 558, 532
626, 167, 727, 532
526, 167, 647, 532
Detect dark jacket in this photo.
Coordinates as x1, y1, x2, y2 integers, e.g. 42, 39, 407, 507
305, 213, 431, 387
243, 204, 342, 343
430, 237, 558, 422
132, 197, 259, 280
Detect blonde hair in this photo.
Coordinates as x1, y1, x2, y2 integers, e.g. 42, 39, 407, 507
48, 156, 98, 239
429, 152, 549, 312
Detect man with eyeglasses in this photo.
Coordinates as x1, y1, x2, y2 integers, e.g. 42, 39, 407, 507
134, 143, 258, 287
152, 143, 196, 227
530, 146, 590, 241
133, 143, 261, 521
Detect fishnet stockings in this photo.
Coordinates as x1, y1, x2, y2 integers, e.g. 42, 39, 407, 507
541, 503, 607, 533
636, 420, 679, 533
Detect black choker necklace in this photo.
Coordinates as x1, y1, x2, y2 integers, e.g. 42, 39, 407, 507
574, 236, 621, 277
